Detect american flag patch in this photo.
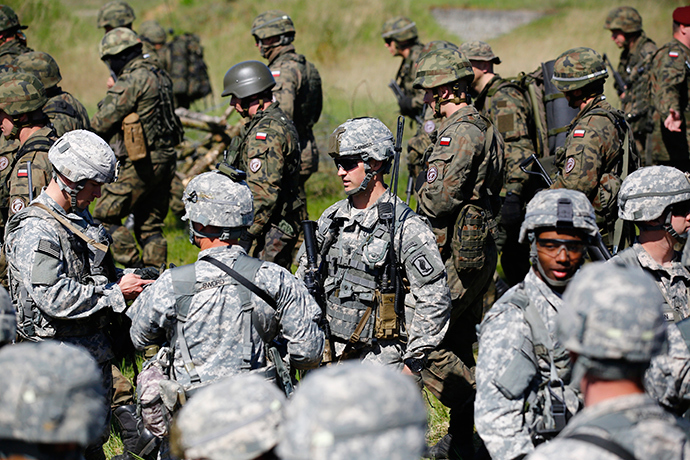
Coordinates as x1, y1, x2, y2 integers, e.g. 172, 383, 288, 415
17, 169, 27, 177
573, 129, 585, 138
670, 51, 680, 58
439, 137, 451, 146
256, 132, 267, 140
271, 70, 281, 77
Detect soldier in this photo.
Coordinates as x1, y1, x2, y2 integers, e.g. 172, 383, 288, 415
0, 341, 109, 460
614, 165, 690, 322
648, 6, 690, 172
278, 362, 428, 460
295, 117, 451, 371
412, 47, 504, 460
604, 6, 657, 162
4, 130, 152, 460
0, 285, 12, 346
92, 27, 183, 268
549, 47, 637, 250
127, 169, 324, 391
97, 0, 136, 33
475, 189, 598, 460
381, 16, 426, 123
461, 40, 536, 285
14, 51, 91, 137
252, 10, 322, 215
527, 262, 690, 460
0, 5, 31, 66
139, 20, 168, 65
171, 374, 286, 460
220, 60, 303, 268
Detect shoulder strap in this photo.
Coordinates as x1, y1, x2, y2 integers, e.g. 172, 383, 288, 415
200, 254, 276, 310
170, 263, 201, 383
564, 433, 637, 460
30, 203, 108, 252
675, 317, 690, 353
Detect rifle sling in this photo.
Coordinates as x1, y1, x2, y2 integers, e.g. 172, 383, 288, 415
30, 202, 108, 252
199, 255, 277, 311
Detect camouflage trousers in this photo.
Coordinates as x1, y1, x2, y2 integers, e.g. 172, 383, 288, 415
94, 153, 176, 268
647, 110, 690, 172
298, 128, 319, 181
494, 214, 530, 286
253, 221, 301, 270
112, 364, 135, 407
168, 173, 186, 218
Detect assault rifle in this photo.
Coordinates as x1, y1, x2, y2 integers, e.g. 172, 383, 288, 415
602, 54, 627, 98
388, 80, 424, 125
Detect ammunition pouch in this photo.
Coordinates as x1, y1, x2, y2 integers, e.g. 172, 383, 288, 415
451, 203, 494, 270
374, 289, 400, 340
122, 112, 148, 162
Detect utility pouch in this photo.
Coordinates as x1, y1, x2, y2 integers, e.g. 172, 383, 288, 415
136, 347, 176, 438
451, 204, 489, 270
122, 112, 148, 162
374, 289, 400, 339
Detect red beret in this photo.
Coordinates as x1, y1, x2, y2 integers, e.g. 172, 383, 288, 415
674, 6, 690, 25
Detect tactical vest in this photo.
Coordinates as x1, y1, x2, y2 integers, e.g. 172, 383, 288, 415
3, 134, 54, 212
321, 201, 411, 344
167, 34, 212, 102
279, 53, 323, 131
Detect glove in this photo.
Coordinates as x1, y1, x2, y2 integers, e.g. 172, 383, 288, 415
501, 193, 523, 226
398, 95, 415, 118
134, 266, 160, 280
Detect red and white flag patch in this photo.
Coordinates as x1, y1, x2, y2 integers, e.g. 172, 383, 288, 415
271, 70, 281, 77
256, 132, 267, 140
439, 137, 451, 146
17, 168, 27, 178
573, 129, 586, 138
669, 51, 680, 58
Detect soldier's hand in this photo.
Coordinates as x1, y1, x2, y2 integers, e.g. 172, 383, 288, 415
665, 109, 683, 132
118, 273, 154, 300
107, 76, 115, 89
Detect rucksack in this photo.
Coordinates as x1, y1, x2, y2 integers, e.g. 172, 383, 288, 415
168, 33, 212, 102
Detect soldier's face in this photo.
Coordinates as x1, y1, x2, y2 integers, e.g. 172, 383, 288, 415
75, 180, 103, 209
534, 229, 586, 283
384, 39, 399, 56
0, 110, 13, 137
671, 205, 690, 240
610, 29, 626, 48
335, 156, 365, 193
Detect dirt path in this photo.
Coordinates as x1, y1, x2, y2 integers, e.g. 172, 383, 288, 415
431, 8, 545, 42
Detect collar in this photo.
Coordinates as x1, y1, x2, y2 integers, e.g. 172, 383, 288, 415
560, 393, 654, 435
197, 244, 245, 260
267, 44, 296, 65
332, 191, 399, 231
438, 104, 480, 133
524, 268, 564, 313
632, 242, 689, 278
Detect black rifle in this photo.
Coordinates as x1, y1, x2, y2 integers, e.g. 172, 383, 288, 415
602, 54, 627, 97
388, 80, 424, 125
301, 220, 334, 363
405, 175, 414, 205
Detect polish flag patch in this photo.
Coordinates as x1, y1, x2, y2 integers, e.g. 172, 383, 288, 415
669, 51, 680, 58
17, 168, 27, 177
439, 137, 451, 146
271, 70, 281, 77
256, 132, 267, 140
573, 129, 586, 138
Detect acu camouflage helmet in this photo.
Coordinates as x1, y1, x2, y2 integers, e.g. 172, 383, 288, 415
618, 166, 690, 222
97, 0, 135, 29
328, 117, 394, 162
278, 362, 427, 460
381, 16, 418, 42
413, 48, 474, 89
221, 60, 275, 99
251, 10, 295, 39
551, 47, 608, 92
0, 286, 14, 346
49, 130, 118, 185
13, 51, 62, 89
0, 72, 46, 116
604, 6, 643, 34
99, 27, 141, 59
182, 170, 254, 230
172, 374, 285, 460
0, 5, 26, 33
459, 40, 501, 64
139, 20, 167, 45
519, 189, 598, 243
0, 341, 108, 446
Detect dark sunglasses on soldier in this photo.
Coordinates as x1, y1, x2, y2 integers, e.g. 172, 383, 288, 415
334, 157, 362, 172
536, 238, 586, 257
384, 38, 394, 45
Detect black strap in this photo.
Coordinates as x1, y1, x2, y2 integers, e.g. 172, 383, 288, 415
200, 255, 277, 310
565, 433, 637, 460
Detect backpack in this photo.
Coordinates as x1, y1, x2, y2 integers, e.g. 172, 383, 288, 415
168, 33, 212, 102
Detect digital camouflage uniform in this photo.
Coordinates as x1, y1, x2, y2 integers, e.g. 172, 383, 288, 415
128, 244, 325, 388
92, 29, 182, 268
645, 320, 690, 415
648, 38, 690, 171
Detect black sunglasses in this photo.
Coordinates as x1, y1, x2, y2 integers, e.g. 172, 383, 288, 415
334, 157, 362, 171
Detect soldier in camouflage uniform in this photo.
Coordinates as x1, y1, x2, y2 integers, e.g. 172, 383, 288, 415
278, 362, 428, 460
413, 48, 505, 459
461, 40, 536, 285
382, 16, 426, 122
476, 189, 597, 460
14, 51, 91, 137
0, 5, 32, 66
171, 374, 286, 460
92, 28, 183, 268
527, 262, 690, 460
604, 6, 657, 163
252, 10, 322, 194
549, 47, 637, 249
295, 117, 451, 372
648, 7, 690, 172
0, 284, 12, 345
0, 341, 109, 460
4, 130, 152, 460
221, 60, 304, 268
613, 166, 690, 323
128, 170, 324, 390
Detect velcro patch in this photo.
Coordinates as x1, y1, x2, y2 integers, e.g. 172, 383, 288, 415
565, 157, 576, 174
249, 158, 262, 173
37, 239, 61, 258
256, 132, 267, 140
412, 254, 434, 277
669, 51, 680, 58
271, 70, 281, 77
439, 137, 451, 146
427, 165, 439, 183
573, 129, 585, 138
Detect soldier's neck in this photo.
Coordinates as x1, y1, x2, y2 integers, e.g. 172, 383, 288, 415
18, 125, 43, 145
351, 180, 387, 210
638, 230, 677, 265
581, 375, 644, 408
45, 180, 71, 212
473, 72, 495, 94
199, 238, 231, 251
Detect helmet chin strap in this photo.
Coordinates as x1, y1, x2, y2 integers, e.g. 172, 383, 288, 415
53, 171, 85, 211
432, 86, 468, 118
663, 211, 687, 243
345, 162, 377, 197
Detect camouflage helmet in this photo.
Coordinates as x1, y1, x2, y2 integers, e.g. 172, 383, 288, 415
519, 189, 598, 243
97, 0, 135, 29
251, 10, 295, 39
560, 262, 666, 367
99, 27, 141, 59
459, 40, 501, 64
618, 166, 690, 222
139, 20, 167, 45
49, 130, 118, 184
551, 47, 608, 92
172, 374, 285, 460
13, 51, 62, 89
328, 117, 394, 162
604, 6, 643, 33
420, 40, 458, 56
221, 60, 275, 99
0, 72, 46, 116
0, 5, 26, 33
381, 16, 418, 42
413, 48, 474, 89
0, 286, 14, 345
182, 170, 254, 229
277, 362, 427, 460
0, 341, 107, 445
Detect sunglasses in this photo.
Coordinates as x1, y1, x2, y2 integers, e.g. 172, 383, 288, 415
384, 38, 394, 45
334, 157, 362, 171
536, 238, 586, 257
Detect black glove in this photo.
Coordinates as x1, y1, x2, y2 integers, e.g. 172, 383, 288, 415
501, 193, 523, 226
238, 231, 255, 252
134, 266, 160, 280
398, 95, 415, 118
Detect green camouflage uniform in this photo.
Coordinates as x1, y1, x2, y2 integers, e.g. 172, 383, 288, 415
648, 39, 690, 171
0, 137, 18, 233
91, 53, 181, 268
229, 102, 303, 269
396, 42, 426, 121
0, 40, 31, 66
43, 89, 91, 137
